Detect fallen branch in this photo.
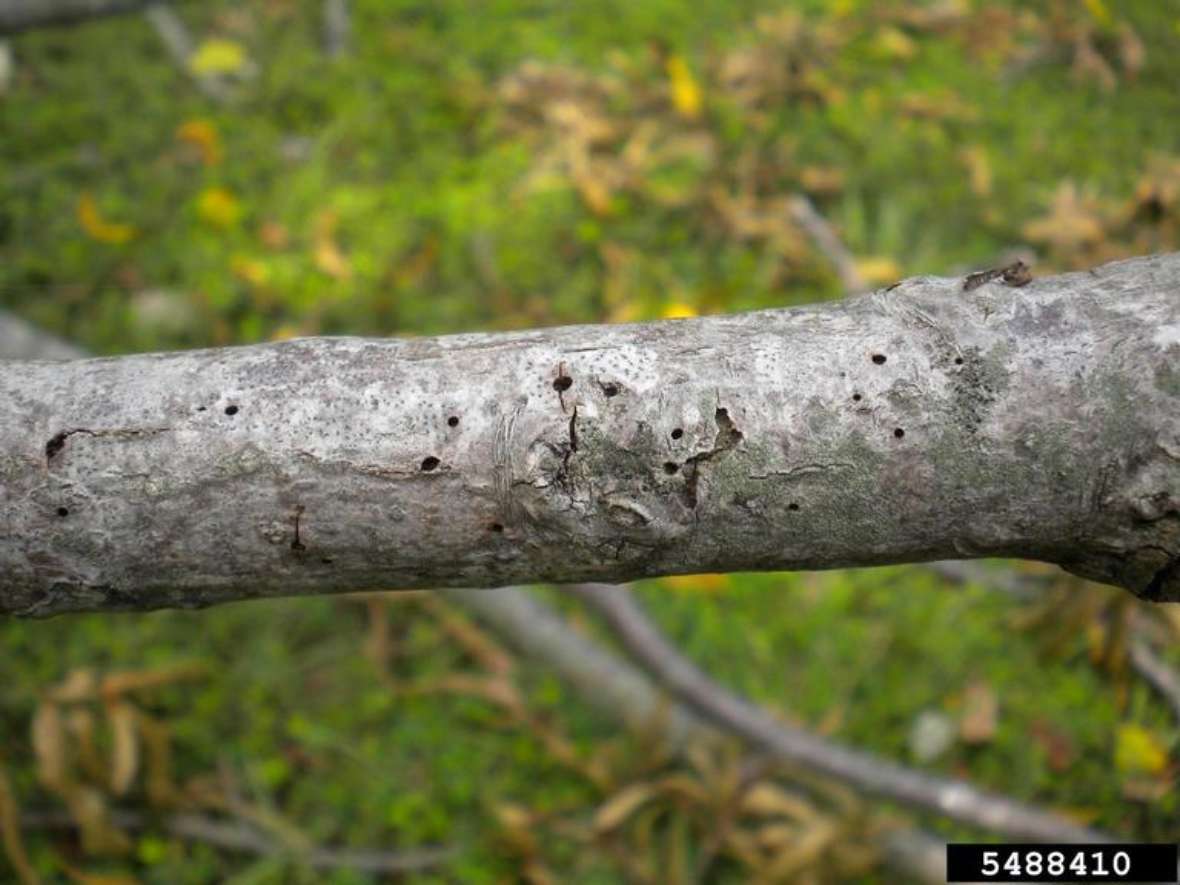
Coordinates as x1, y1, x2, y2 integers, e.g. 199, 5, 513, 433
0, 309, 951, 883
787, 193, 868, 294
3, 253, 1179, 616
142, 4, 231, 102
0, 0, 156, 34
566, 582, 1111, 844
1130, 640, 1180, 726
18, 808, 455, 874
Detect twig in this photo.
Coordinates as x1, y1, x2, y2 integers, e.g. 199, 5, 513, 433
20, 808, 456, 874
143, 3, 230, 101
788, 193, 868, 294
0, 0, 155, 34
322, 0, 349, 59
1130, 640, 1180, 726
566, 582, 1111, 844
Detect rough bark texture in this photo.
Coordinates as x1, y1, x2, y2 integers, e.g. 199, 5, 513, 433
2, 253, 1179, 615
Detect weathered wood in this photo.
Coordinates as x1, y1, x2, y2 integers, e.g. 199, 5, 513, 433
2, 253, 1179, 615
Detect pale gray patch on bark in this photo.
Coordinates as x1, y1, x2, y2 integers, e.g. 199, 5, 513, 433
2, 253, 1179, 616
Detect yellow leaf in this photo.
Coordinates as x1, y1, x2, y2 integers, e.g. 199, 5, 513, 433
1083, 0, 1112, 27
593, 783, 656, 833
959, 146, 992, 198
958, 680, 998, 744
188, 38, 247, 75
873, 27, 917, 61
1114, 724, 1170, 776
175, 119, 222, 166
31, 703, 68, 791
661, 302, 698, 319
230, 255, 270, 287
0, 762, 40, 885
665, 55, 702, 121
741, 783, 819, 821
105, 702, 138, 797
49, 669, 97, 704
313, 211, 352, 280
195, 187, 241, 229
62, 785, 131, 855
77, 193, 136, 245
661, 573, 730, 593
853, 256, 901, 286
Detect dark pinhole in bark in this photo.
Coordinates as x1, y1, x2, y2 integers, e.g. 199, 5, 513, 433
196, 406, 207, 412
447, 415, 460, 427
56, 507, 69, 517
421, 456, 440, 472
663, 462, 679, 475
788, 502, 800, 511
489, 522, 504, 533
321, 557, 334, 565
225, 405, 239, 416
45, 432, 68, 460
894, 428, 905, 439
954, 357, 964, 365
603, 383, 619, 397
553, 375, 573, 392
671, 428, 684, 439
852, 393, 862, 402
871, 354, 887, 365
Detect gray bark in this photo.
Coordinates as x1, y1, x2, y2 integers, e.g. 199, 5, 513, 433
2, 253, 1180, 616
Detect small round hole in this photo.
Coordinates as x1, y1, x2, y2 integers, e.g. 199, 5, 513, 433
603, 384, 619, 397
553, 376, 573, 392
671, 428, 684, 440
852, 393, 862, 402
489, 522, 504, 533
420, 456, 440, 472
954, 356, 964, 365
788, 502, 800, 512
56, 506, 69, 517
893, 428, 905, 439
871, 354, 887, 365
447, 416, 460, 427
224, 405, 239, 416
320, 557, 334, 565
663, 462, 679, 475
196, 406, 207, 412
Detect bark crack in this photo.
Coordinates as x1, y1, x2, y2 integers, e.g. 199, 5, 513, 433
681, 407, 743, 510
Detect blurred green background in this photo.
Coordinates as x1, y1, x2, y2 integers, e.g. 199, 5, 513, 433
2, 0, 1180, 881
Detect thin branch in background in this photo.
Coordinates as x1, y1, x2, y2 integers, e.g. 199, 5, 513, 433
0, 0, 156, 34
323, 0, 350, 59
566, 582, 1111, 844
1130, 640, 1180, 726
930, 560, 1180, 727
449, 587, 947, 884
788, 193, 868, 295
142, 3, 229, 102
19, 809, 456, 875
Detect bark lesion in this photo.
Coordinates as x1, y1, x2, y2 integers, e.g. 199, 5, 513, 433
680, 407, 743, 510
45, 426, 172, 465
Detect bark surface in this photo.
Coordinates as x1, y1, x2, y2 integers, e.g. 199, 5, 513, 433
2, 253, 1179, 615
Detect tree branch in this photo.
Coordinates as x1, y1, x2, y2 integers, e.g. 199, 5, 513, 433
3, 253, 1179, 616
0, 0, 158, 34
566, 582, 1110, 843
